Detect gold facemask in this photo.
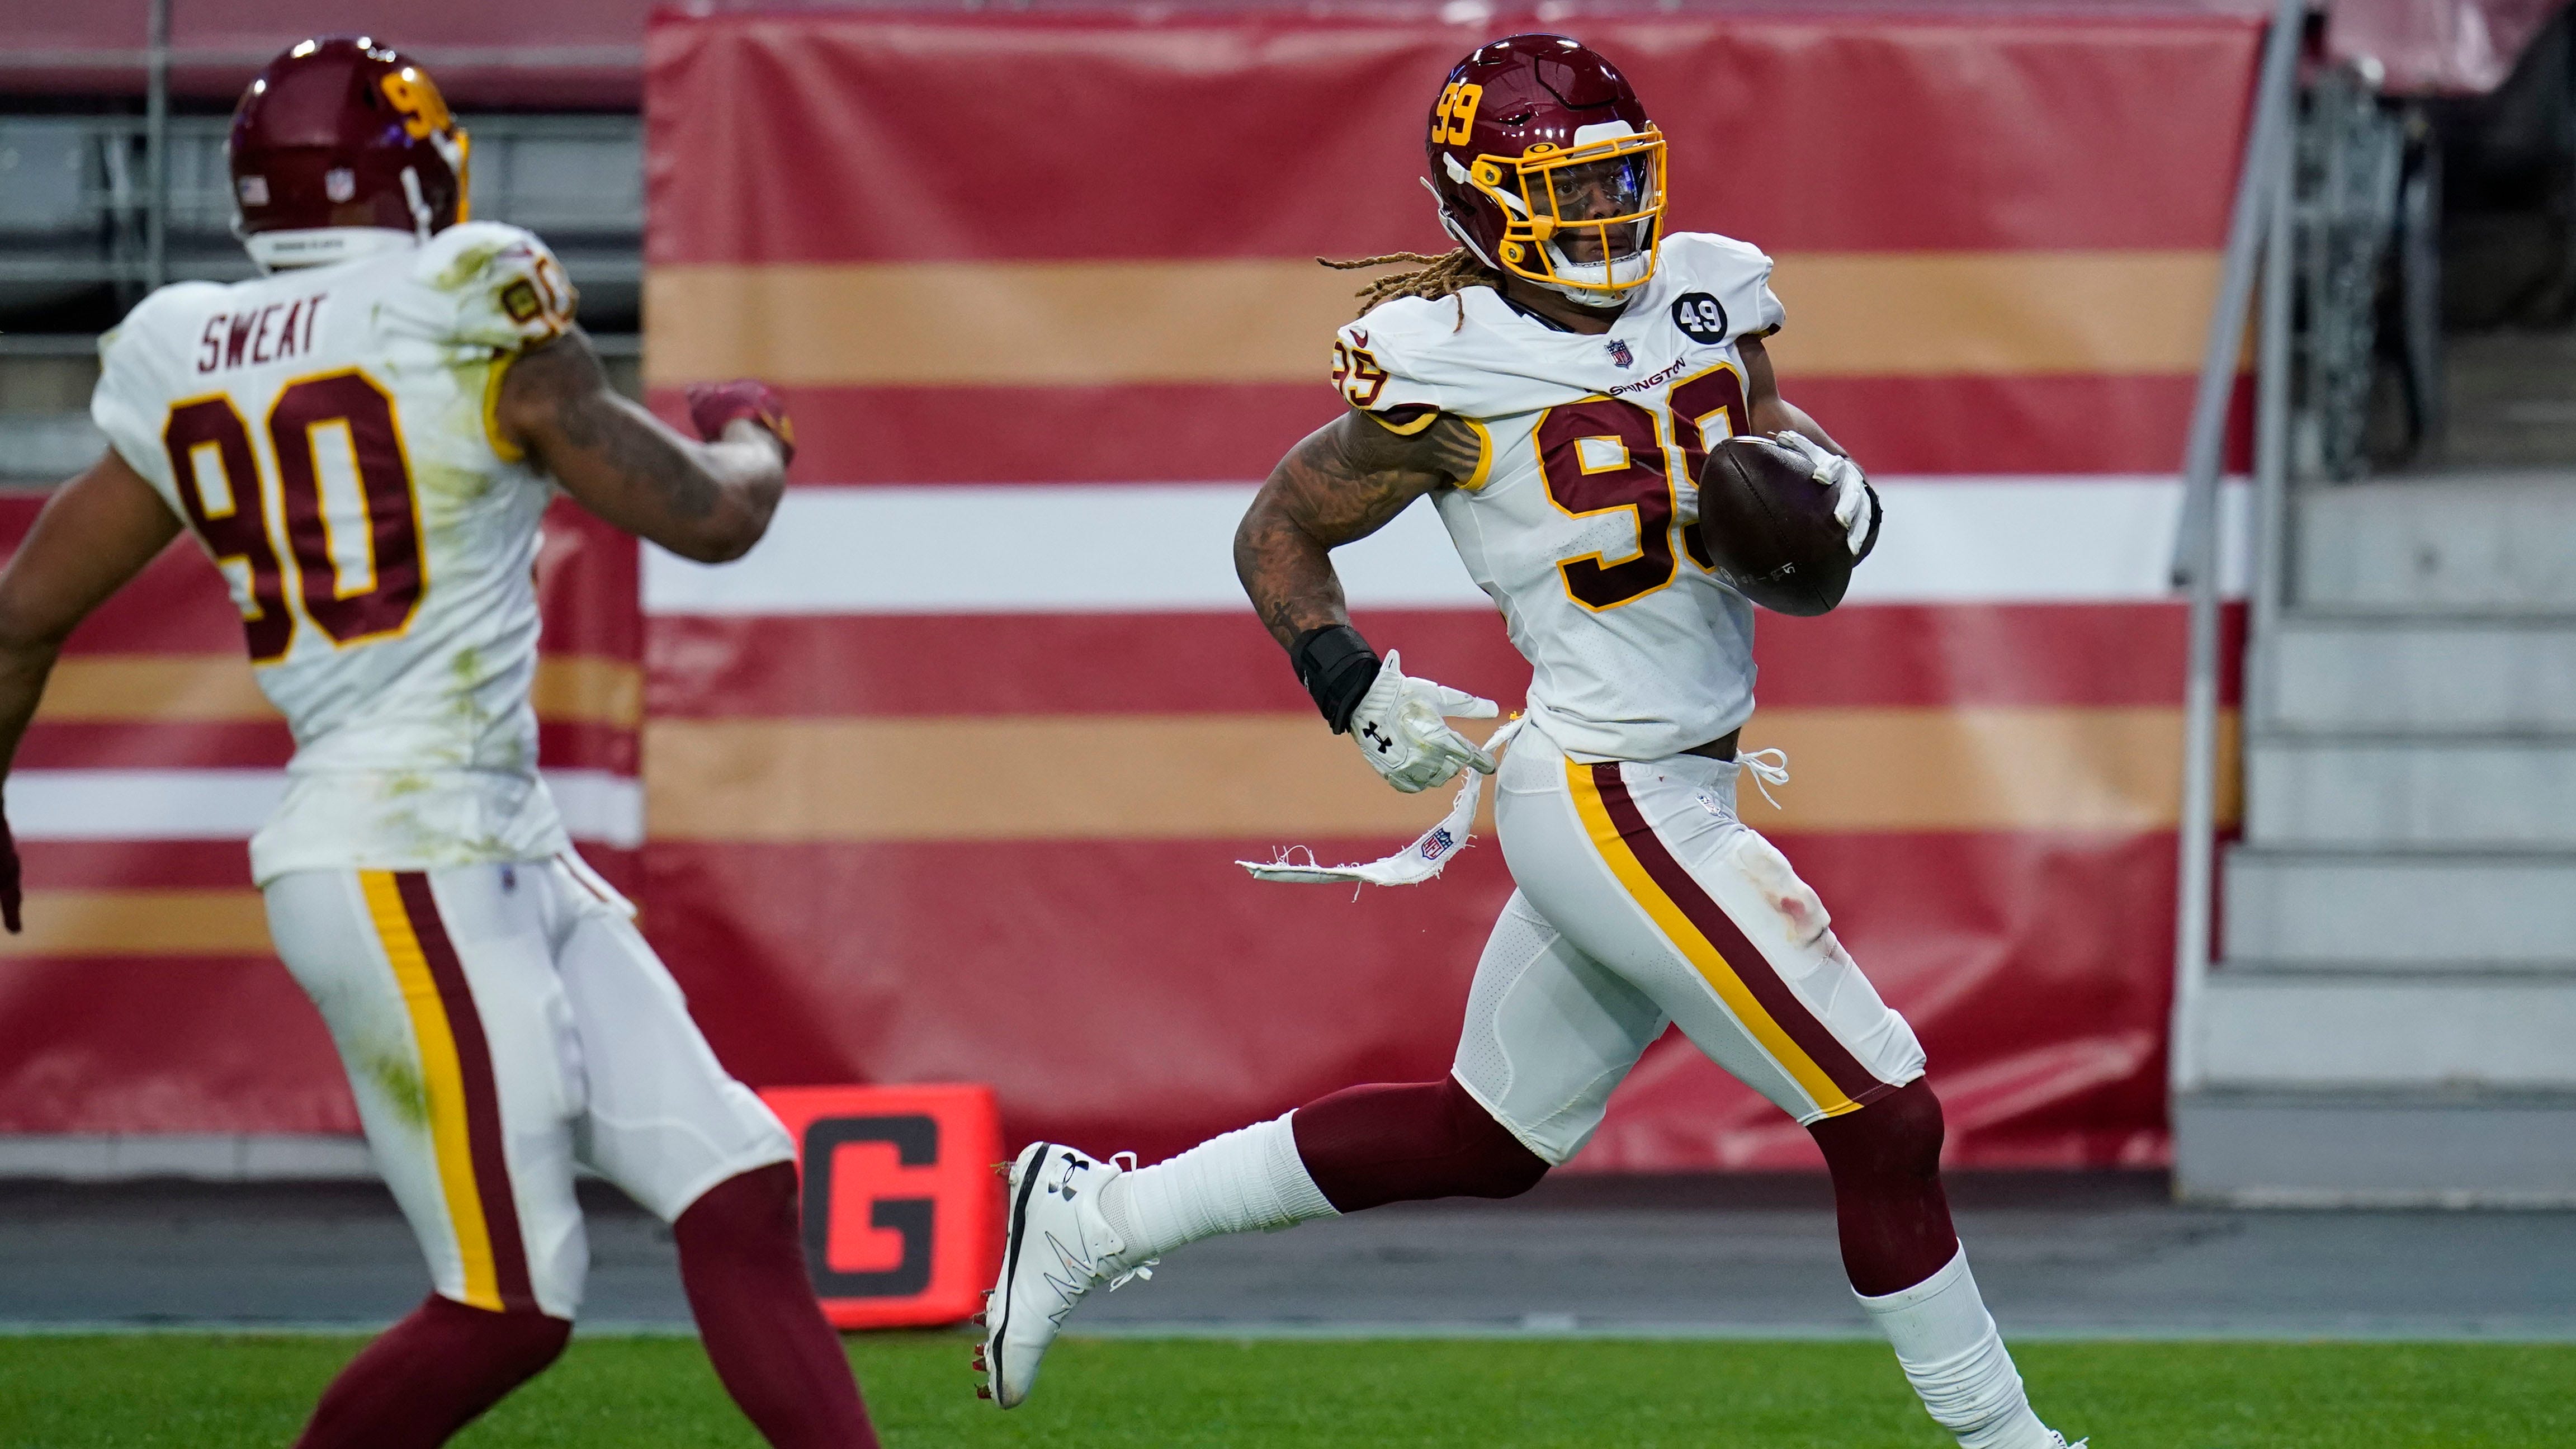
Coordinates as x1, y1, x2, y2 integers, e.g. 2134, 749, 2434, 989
1469, 127, 1666, 295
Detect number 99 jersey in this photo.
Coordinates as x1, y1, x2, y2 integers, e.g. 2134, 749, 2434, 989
1331, 232, 1789, 762
89, 221, 580, 885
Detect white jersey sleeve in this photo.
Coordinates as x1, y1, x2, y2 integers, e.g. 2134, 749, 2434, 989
1662, 232, 1786, 342
380, 220, 579, 355
1329, 294, 1478, 431
89, 282, 229, 502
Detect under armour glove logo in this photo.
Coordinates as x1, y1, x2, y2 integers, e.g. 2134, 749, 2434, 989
1343, 649, 1498, 794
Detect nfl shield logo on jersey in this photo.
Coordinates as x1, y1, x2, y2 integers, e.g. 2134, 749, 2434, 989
1605, 339, 1634, 369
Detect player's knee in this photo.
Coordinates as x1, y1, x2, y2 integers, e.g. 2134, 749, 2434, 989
430, 1294, 571, 1377
1811, 1077, 1945, 1183
674, 1161, 802, 1257
1440, 1078, 1550, 1199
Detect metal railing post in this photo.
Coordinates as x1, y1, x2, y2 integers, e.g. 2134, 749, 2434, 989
2168, 0, 2304, 1096
2251, 88, 2298, 725
144, 0, 172, 291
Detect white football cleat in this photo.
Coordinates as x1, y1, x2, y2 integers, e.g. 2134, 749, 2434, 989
976, 1142, 1154, 1409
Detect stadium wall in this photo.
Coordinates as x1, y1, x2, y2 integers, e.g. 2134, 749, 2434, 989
635, 9, 2260, 1171
0, 6, 2261, 1175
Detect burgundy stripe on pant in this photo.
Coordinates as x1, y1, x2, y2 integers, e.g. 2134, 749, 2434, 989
394, 871, 540, 1315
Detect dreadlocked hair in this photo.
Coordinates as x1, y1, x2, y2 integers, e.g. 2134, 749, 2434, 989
1320, 248, 1504, 320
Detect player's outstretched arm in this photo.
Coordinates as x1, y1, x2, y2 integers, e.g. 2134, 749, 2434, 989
0, 450, 184, 931
493, 328, 789, 564
1236, 409, 1497, 792
1234, 408, 1480, 650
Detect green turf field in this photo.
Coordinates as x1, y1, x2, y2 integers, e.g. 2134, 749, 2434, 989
3, 1333, 2570, 1446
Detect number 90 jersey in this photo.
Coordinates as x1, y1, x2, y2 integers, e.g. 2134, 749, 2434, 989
1332, 232, 1788, 762
89, 221, 579, 885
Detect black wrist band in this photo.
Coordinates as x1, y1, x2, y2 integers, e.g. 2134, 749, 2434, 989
1289, 624, 1382, 734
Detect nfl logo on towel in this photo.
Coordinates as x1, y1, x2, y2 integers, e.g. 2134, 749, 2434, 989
1420, 827, 1457, 862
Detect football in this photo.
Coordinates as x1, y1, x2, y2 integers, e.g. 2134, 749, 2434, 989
1694, 434, 1854, 616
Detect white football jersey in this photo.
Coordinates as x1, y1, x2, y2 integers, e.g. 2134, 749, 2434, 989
1333, 232, 1788, 762
89, 222, 580, 885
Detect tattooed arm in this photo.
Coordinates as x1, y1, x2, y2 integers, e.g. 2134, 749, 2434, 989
1235, 407, 1485, 652
493, 327, 785, 563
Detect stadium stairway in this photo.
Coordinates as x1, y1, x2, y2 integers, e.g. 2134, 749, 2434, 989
2175, 474, 2576, 1205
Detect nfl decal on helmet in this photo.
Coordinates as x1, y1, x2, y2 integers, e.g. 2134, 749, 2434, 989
1425, 35, 1666, 305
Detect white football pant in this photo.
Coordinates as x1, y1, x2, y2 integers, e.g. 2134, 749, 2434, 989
264, 855, 793, 1319
1457, 724, 1928, 1163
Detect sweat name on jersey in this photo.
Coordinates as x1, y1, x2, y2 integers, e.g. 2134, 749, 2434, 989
195, 294, 330, 373
1334, 233, 1787, 762
89, 222, 580, 884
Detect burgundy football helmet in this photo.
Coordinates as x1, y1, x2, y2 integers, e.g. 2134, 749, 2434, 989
229, 37, 470, 271
1426, 34, 1666, 305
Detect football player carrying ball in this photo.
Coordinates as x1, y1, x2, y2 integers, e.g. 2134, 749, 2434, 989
984, 34, 2079, 1449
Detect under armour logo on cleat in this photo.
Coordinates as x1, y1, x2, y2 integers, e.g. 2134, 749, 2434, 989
1362, 722, 1393, 754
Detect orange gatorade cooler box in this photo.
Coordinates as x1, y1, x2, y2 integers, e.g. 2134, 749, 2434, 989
760, 1084, 1004, 1329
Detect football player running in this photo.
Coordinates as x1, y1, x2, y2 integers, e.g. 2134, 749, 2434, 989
983, 34, 2079, 1449
0, 39, 880, 1449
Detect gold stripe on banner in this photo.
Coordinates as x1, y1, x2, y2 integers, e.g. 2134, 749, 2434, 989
35, 657, 271, 721
1740, 706, 2242, 835
0, 889, 272, 957
33, 655, 641, 728
643, 707, 2238, 843
1762, 252, 2224, 379
527, 654, 645, 729
644, 251, 2220, 387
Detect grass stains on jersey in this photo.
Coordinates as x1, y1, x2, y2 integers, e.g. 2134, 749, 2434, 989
88, 221, 584, 885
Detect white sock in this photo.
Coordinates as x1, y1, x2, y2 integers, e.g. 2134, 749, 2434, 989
1855, 1247, 2058, 1449
1095, 1113, 1338, 1261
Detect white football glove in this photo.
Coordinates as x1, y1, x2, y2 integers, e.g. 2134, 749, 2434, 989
1348, 650, 1499, 794
1771, 431, 1874, 555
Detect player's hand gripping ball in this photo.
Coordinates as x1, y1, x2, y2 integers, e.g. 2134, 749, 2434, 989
1695, 432, 1878, 616
684, 380, 796, 466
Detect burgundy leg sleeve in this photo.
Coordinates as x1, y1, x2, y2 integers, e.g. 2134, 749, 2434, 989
1807, 1077, 1961, 1297
294, 1294, 568, 1449
673, 1162, 881, 1449
1291, 1075, 1549, 1214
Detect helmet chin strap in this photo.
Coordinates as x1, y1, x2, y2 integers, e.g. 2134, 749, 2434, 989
1538, 276, 1640, 309
1429, 181, 1506, 274
400, 167, 434, 242
1534, 247, 1651, 309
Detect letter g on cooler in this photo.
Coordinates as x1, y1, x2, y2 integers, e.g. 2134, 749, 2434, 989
759, 1083, 1003, 1328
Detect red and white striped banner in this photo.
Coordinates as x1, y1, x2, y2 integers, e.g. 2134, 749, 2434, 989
636, 9, 2257, 1170
0, 7, 2261, 1170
